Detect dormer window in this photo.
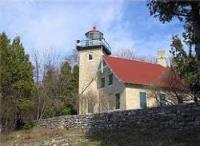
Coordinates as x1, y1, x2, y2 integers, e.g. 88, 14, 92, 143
88, 54, 93, 61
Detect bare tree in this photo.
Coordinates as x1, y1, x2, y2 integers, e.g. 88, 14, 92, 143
79, 91, 98, 114
113, 49, 136, 60
149, 68, 193, 106
98, 93, 116, 112
148, 85, 178, 106
32, 50, 42, 120
113, 48, 156, 63
64, 48, 79, 67
32, 49, 61, 120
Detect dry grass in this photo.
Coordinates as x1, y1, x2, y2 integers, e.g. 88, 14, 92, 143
0, 127, 86, 146
2, 128, 63, 140
1, 127, 200, 146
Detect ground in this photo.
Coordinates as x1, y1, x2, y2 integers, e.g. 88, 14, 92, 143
0, 127, 100, 146
1, 127, 200, 146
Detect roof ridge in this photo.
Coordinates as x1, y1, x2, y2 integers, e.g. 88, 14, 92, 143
103, 55, 164, 68
103, 54, 169, 87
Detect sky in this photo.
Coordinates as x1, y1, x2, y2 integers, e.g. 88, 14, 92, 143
0, 0, 184, 61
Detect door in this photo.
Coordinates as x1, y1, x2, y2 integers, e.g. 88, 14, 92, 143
115, 93, 120, 109
88, 100, 94, 113
140, 92, 147, 108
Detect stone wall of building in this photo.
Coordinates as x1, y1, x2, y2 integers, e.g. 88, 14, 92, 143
78, 48, 104, 114
97, 64, 126, 111
37, 103, 200, 133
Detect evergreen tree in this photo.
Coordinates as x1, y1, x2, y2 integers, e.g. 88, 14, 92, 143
43, 64, 58, 98
58, 61, 75, 115
39, 64, 59, 118
35, 60, 79, 118
59, 62, 72, 98
0, 33, 35, 131
147, 0, 200, 81
70, 65, 79, 114
170, 35, 199, 102
0, 33, 80, 131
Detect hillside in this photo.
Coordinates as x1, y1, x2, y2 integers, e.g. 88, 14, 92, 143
1, 127, 200, 146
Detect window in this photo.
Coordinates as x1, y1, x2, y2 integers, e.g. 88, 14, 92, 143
159, 93, 166, 106
108, 73, 113, 85
140, 92, 147, 108
88, 54, 93, 61
98, 60, 107, 70
115, 93, 120, 109
103, 60, 106, 66
89, 32, 94, 39
101, 77, 105, 88
88, 100, 94, 113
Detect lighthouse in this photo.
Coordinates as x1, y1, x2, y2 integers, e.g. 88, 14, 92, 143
76, 27, 111, 114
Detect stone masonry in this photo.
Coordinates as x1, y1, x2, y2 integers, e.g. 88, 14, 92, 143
37, 103, 200, 132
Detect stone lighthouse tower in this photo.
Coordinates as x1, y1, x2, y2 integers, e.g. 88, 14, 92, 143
76, 27, 111, 114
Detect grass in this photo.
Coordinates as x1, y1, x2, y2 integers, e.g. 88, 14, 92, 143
88, 128, 200, 146
0, 127, 100, 146
1, 127, 200, 146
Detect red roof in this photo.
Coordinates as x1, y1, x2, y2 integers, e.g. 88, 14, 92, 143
103, 55, 168, 87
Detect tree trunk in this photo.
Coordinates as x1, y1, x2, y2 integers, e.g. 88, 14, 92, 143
194, 41, 200, 84
192, 3, 200, 83
175, 91, 183, 104
190, 3, 200, 102
195, 44, 200, 81
194, 96, 198, 102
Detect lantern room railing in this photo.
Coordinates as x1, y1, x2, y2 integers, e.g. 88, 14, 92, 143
76, 38, 111, 51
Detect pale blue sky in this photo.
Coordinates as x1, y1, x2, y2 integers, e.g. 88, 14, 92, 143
0, 0, 184, 60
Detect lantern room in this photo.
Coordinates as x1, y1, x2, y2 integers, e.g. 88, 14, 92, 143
76, 26, 111, 55
85, 26, 103, 40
